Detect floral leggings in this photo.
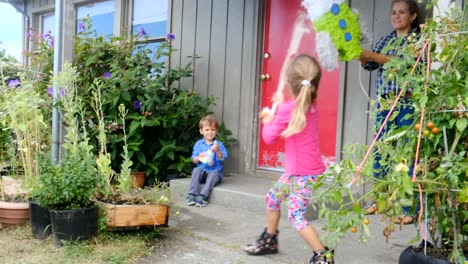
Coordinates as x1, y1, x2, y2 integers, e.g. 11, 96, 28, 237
266, 174, 318, 231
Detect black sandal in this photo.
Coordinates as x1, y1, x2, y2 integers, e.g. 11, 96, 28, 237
244, 228, 279, 256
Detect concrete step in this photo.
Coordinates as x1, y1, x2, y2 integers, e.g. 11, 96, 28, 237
169, 175, 321, 220
142, 200, 418, 264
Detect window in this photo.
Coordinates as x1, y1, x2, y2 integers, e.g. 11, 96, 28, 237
76, 0, 115, 36
42, 14, 55, 35
132, 0, 168, 38
132, 0, 168, 63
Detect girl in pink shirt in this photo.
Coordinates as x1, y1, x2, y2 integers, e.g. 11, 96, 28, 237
244, 54, 333, 264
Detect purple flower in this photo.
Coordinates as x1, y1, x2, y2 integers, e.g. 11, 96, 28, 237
8, 79, 20, 88
78, 22, 86, 32
166, 33, 175, 40
138, 27, 147, 37
27, 29, 35, 38
103, 72, 112, 79
48, 38, 54, 47
134, 100, 142, 109
47, 87, 65, 96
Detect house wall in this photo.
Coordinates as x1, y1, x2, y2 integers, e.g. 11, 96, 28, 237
169, 0, 262, 175
22, 0, 443, 176
23, 0, 263, 175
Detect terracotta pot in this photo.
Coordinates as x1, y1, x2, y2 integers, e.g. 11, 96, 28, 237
0, 200, 30, 228
131, 171, 146, 188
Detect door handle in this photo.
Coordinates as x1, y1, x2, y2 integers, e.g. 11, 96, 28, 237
260, 74, 270, 80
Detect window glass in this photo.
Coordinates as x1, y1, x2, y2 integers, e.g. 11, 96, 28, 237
77, 0, 115, 36
132, 0, 167, 38
135, 42, 165, 63
42, 14, 55, 35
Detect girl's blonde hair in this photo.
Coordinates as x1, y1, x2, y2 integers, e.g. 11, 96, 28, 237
282, 54, 322, 137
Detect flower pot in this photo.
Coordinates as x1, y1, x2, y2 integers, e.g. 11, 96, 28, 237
131, 171, 146, 188
96, 201, 169, 231
50, 206, 98, 241
0, 200, 30, 229
29, 200, 51, 239
399, 245, 451, 264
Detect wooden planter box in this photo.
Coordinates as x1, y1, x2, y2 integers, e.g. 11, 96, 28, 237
97, 201, 169, 231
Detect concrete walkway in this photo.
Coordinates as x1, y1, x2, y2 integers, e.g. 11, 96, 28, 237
141, 175, 419, 264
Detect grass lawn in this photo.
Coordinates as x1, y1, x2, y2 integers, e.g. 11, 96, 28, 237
0, 224, 165, 264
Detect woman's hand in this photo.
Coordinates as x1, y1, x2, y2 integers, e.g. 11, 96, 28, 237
359, 48, 391, 65
359, 49, 370, 64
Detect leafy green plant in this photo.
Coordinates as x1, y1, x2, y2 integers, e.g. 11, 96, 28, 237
25, 18, 236, 184
30, 63, 98, 210
0, 55, 51, 195
313, 3, 467, 262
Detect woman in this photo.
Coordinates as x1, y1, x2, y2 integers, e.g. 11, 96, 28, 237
359, 0, 422, 225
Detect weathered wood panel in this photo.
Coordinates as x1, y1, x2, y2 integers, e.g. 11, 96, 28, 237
340, 0, 375, 150
193, 0, 212, 98
179, 0, 196, 91
169, 0, 261, 174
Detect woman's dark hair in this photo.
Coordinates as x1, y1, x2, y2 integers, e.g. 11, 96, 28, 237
392, 0, 421, 31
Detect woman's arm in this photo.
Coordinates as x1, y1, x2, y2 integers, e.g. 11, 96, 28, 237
359, 49, 391, 65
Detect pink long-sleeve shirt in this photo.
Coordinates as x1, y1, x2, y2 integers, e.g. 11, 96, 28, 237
262, 99, 325, 176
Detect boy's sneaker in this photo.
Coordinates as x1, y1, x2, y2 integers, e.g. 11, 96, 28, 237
195, 195, 208, 207
309, 247, 335, 264
186, 194, 197, 206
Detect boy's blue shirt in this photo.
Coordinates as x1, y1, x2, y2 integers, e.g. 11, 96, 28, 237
191, 138, 228, 177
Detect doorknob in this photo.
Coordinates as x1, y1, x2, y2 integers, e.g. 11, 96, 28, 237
260, 74, 270, 80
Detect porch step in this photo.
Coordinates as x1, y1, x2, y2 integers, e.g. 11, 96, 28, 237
143, 195, 418, 264
169, 175, 321, 220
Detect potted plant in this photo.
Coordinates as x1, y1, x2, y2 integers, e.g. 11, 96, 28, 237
0, 53, 50, 230
30, 63, 99, 242
311, 3, 467, 263
91, 79, 170, 230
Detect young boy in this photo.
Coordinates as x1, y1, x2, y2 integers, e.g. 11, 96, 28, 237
187, 114, 228, 207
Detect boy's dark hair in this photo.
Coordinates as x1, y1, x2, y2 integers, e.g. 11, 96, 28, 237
199, 114, 219, 129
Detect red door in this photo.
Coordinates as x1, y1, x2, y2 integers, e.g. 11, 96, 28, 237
258, 0, 340, 170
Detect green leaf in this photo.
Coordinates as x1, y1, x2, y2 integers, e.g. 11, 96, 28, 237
456, 118, 467, 132
402, 175, 413, 195
136, 151, 146, 165
400, 198, 413, 207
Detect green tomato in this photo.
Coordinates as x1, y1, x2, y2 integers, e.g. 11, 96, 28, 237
387, 73, 395, 81
435, 167, 446, 175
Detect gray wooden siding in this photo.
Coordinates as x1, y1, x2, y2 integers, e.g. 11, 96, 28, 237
170, 0, 261, 174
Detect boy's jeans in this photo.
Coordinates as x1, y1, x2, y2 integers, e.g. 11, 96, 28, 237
188, 167, 221, 198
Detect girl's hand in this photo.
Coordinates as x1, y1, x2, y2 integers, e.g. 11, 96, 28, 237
262, 113, 274, 124
272, 91, 284, 105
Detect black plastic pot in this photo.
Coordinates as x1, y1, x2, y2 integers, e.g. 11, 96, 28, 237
399, 245, 451, 264
29, 200, 51, 240
50, 206, 98, 242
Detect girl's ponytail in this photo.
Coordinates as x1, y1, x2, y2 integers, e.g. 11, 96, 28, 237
281, 55, 321, 137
